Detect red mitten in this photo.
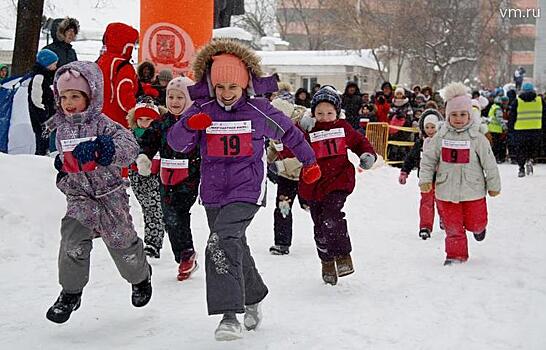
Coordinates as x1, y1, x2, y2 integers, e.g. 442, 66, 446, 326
186, 112, 213, 130
141, 83, 159, 98
302, 163, 321, 184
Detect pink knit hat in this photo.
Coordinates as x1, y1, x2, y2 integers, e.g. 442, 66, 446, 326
57, 69, 91, 97
446, 94, 472, 116
210, 54, 249, 89
166, 76, 195, 113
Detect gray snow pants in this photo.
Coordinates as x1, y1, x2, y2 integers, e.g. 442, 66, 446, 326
204, 203, 269, 315
58, 216, 150, 293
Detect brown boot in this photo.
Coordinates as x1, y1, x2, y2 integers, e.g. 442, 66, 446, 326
336, 254, 354, 277
321, 260, 337, 285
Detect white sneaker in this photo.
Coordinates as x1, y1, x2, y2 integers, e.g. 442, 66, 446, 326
214, 316, 243, 341
244, 302, 262, 331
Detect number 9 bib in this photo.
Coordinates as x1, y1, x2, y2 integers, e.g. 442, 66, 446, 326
441, 139, 470, 164
310, 128, 347, 159
206, 121, 253, 157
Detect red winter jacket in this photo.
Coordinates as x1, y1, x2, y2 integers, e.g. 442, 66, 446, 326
97, 23, 139, 128
299, 119, 375, 201
375, 101, 391, 123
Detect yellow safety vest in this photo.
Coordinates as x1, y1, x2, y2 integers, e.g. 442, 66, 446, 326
515, 97, 543, 130
488, 104, 504, 133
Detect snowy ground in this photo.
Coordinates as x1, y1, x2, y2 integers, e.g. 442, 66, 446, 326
1, 153, 545, 349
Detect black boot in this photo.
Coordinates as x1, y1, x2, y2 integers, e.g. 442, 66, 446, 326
144, 245, 160, 259
473, 229, 486, 242
518, 167, 525, 178
132, 265, 152, 307
419, 228, 431, 240
269, 244, 290, 255
46, 291, 82, 324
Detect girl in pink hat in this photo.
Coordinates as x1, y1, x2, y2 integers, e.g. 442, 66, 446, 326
419, 82, 501, 265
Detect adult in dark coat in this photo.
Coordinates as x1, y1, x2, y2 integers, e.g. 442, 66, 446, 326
341, 81, 362, 130
43, 17, 79, 68
294, 88, 311, 108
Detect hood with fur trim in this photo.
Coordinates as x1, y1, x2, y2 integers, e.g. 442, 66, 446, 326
189, 39, 277, 100
103, 23, 139, 59
56, 17, 80, 42
126, 104, 168, 130
418, 108, 444, 135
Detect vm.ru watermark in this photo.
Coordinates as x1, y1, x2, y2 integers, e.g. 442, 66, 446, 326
499, 7, 541, 18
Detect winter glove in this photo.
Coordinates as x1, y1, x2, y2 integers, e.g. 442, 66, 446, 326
299, 114, 316, 132
136, 154, 152, 176
72, 140, 98, 165
95, 135, 116, 166
420, 183, 433, 193
274, 160, 286, 174
141, 83, 159, 98
186, 112, 213, 130
359, 152, 376, 170
301, 163, 321, 184
488, 190, 500, 197
399, 171, 408, 185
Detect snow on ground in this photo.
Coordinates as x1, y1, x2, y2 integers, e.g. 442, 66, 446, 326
0, 153, 545, 349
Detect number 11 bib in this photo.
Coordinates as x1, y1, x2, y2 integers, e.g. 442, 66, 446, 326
310, 128, 347, 159
206, 121, 253, 157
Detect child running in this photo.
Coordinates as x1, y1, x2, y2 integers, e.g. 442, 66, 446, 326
419, 82, 501, 265
298, 86, 376, 285
45, 61, 151, 324
167, 39, 320, 341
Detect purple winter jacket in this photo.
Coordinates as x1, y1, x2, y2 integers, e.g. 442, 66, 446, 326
46, 61, 139, 247
167, 93, 316, 207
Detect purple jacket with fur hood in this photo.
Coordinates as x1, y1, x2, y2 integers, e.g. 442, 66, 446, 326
46, 61, 139, 247
167, 40, 315, 207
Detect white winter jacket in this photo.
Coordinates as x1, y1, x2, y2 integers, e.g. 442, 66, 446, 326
419, 121, 501, 203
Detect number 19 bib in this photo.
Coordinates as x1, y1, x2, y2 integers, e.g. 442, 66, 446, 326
441, 139, 470, 164
310, 128, 347, 159
206, 121, 253, 157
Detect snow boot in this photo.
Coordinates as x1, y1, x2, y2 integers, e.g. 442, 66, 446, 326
46, 291, 82, 324
336, 254, 354, 277
473, 229, 486, 242
443, 258, 466, 266
177, 250, 198, 281
144, 245, 160, 259
132, 265, 152, 307
419, 228, 431, 240
244, 302, 262, 331
526, 160, 534, 175
269, 244, 289, 255
518, 167, 525, 178
215, 313, 243, 341
321, 260, 337, 285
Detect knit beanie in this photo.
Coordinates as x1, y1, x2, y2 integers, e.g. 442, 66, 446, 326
158, 69, 173, 82
134, 102, 160, 121
522, 82, 535, 92
166, 76, 195, 113
423, 114, 439, 128
311, 85, 341, 116
36, 49, 59, 68
56, 68, 91, 97
443, 82, 472, 117
210, 54, 249, 89
394, 87, 405, 96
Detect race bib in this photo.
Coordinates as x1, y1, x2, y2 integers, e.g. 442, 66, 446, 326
151, 152, 161, 175
206, 121, 253, 157
310, 128, 347, 159
441, 139, 470, 164
359, 118, 370, 128
273, 142, 284, 152
160, 158, 189, 186
60, 137, 97, 173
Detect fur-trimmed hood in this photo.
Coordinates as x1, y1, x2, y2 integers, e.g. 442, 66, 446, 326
126, 104, 168, 130
55, 17, 80, 42
188, 39, 277, 100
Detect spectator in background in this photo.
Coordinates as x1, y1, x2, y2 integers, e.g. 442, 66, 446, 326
381, 81, 394, 103
0, 64, 9, 82
374, 91, 390, 123
28, 49, 58, 155
342, 81, 363, 130
43, 17, 79, 68
312, 83, 321, 95
295, 88, 311, 108
97, 22, 139, 128
514, 66, 526, 91
152, 69, 173, 106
